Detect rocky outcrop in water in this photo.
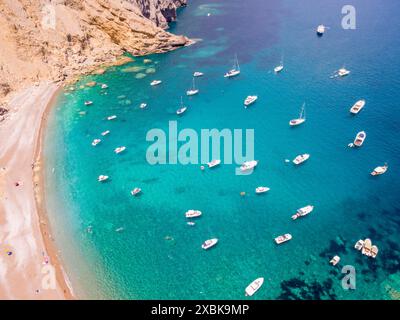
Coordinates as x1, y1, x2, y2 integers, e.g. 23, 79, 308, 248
0, 0, 191, 102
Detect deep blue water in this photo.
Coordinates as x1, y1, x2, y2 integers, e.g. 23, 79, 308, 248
44, 0, 400, 299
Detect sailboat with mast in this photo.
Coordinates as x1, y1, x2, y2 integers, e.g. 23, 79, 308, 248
186, 77, 199, 96
224, 54, 241, 78
289, 103, 306, 126
176, 96, 187, 115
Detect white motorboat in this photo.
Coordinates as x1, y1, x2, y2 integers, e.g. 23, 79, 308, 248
92, 139, 101, 146
207, 159, 221, 168
101, 84, 108, 89
114, 146, 126, 154
275, 234, 292, 244
329, 255, 340, 266
274, 62, 284, 73
84, 101, 93, 106
255, 187, 270, 194
98, 175, 109, 182
362, 238, 372, 256
186, 78, 199, 96
193, 71, 204, 77
185, 210, 202, 218
371, 163, 388, 176
140, 103, 147, 109
292, 205, 314, 220
240, 160, 258, 172
289, 103, 306, 126
293, 153, 310, 165
201, 238, 218, 250
354, 239, 365, 251
371, 245, 379, 258
131, 187, 141, 196
107, 115, 117, 121
316, 24, 326, 36
101, 130, 110, 136
224, 54, 240, 78
337, 68, 350, 77
353, 131, 366, 147
150, 80, 162, 86
176, 96, 187, 115
350, 99, 366, 114
245, 277, 264, 297
244, 95, 258, 107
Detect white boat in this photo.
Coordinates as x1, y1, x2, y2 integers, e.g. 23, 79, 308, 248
101, 84, 108, 89
186, 78, 199, 96
224, 54, 240, 78
193, 71, 204, 77
292, 205, 314, 220
101, 130, 110, 136
245, 277, 264, 297
275, 234, 292, 244
150, 80, 162, 86
244, 95, 258, 108
362, 238, 372, 256
92, 139, 101, 146
201, 238, 218, 250
185, 210, 202, 218
329, 256, 340, 266
139, 103, 147, 109
354, 239, 365, 251
98, 175, 109, 182
84, 101, 93, 106
293, 153, 310, 165
176, 96, 187, 115
114, 146, 126, 154
131, 187, 141, 196
353, 131, 366, 147
255, 187, 270, 194
107, 115, 117, 121
207, 159, 221, 168
371, 163, 388, 176
274, 64, 284, 73
289, 103, 306, 126
350, 99, 366, 114
240, 160, 258, 172
337, 68, 350, 77
316, 24, 326, 36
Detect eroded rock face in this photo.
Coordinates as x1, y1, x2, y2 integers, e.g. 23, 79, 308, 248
0, 0, 191, 101
133, 0, 187, 29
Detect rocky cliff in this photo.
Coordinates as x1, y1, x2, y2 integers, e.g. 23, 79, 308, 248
0, 0, 191, 104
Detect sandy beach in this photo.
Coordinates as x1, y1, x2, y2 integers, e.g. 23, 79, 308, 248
0, 83, 72, 299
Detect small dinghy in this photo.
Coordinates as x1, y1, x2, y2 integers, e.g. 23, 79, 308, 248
193, 72, 204, 77
101, 130, 110, 136
107, 115, 117, 121
185, 210, 202, 218
293, 153, 310, 165
207, 159, 221, 168
150, 80, 162, 86
274, 234, 292, 244
245, 277, 264, 297
244, 95, 258, 108
131, 188, 141, 196
329, 255, 340, 266
255, 187, 270, 194
98, 175, 109, 182
92, 139, 101, 146
201, 238, 218, 250
139, 103, 147, 109
350, 100, 366, 114
84, 101, 93, 106
353, 131, 366, 147
114, 146, 126, 154
371, 163, 388, 176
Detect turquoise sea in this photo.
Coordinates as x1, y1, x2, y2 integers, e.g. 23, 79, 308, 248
44, 0, 400, 299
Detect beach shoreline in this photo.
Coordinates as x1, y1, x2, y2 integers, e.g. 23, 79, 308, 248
0, 82, 73, 299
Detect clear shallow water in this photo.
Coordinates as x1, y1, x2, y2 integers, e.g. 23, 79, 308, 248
44, 0, 400, 299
